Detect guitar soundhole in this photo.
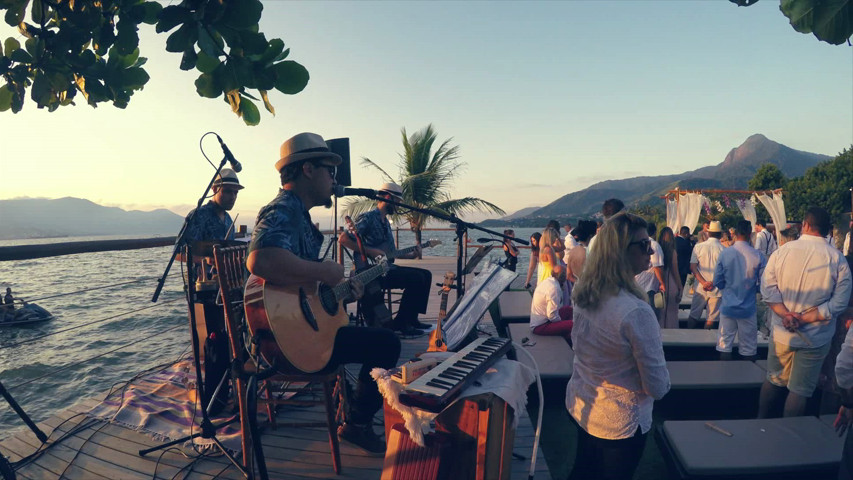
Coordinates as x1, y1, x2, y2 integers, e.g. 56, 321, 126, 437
318, 285, 339, 316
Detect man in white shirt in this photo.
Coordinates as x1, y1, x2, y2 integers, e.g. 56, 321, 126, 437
843, 220, 851, 256
712, 220, 767, 361
563, 223, 579, 264
529, 263, 573, 342
635, 223, 665, 316
758, 207, 852, 418
688, 221, 725, 329
753, 219, 777, 257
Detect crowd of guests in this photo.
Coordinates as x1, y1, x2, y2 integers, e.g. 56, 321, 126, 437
521, 199, 853, 479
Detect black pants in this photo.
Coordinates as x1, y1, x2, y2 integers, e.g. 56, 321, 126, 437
381, 265, 432, 328
327, 326, 400, 425
569, 425, 647, 480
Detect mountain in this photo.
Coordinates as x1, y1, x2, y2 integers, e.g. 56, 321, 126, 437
0, 197, 184, 240
501, 206, 542, 220
529, 134, 831, 219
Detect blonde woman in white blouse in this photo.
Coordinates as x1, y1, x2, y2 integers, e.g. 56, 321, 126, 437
566, 212, 671, 480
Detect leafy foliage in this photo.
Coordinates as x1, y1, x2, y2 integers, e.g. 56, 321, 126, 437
730, 0, 852, 45
0, 0, 308, 125
343, 124, 506, 252
747, 163, 788, 191
784, 146, 853, 221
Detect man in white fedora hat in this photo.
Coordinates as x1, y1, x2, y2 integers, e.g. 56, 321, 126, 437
688, 220, 725, 329
247, 133, 400, 456
184, 168, 244, 244
338, 182, 433, 336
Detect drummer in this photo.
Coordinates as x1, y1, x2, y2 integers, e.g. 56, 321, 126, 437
184, 168, 244, 244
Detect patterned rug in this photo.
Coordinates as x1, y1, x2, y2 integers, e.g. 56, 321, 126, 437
86, 358, 244, 452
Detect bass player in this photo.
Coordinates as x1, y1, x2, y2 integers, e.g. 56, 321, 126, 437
338, 182, 433, 336
246, 132, 401, 456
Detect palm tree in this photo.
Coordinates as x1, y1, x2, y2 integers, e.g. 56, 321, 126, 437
342, 124, 505, 257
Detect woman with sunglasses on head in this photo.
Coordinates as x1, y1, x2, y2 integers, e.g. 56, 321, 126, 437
566, 212, 670, 480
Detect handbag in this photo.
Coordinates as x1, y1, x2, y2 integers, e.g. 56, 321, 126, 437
653, 291, 665, 310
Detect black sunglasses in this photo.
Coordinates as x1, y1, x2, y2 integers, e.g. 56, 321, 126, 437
628, 238, 652, 252
313, 163, 336, 178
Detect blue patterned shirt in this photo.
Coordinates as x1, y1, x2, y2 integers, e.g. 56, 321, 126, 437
347, 209, 396, 259
249, 189, 324, 261
184, 201, 234, 244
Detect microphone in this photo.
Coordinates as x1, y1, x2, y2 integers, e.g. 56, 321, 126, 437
334, 186, 378, 198
215, 134, 242, 173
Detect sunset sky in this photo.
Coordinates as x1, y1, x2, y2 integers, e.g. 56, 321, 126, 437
0, 1, 850, 230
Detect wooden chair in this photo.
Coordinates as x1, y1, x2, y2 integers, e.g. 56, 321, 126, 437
213, 244, 346, 475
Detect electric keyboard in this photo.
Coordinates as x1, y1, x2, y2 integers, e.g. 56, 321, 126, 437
399, 336, 513, 412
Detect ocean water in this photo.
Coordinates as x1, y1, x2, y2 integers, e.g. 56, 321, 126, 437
0, 228, 544, 437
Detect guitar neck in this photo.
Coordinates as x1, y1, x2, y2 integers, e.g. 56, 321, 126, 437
331, 264, 386, 301
391, 241, 431, 260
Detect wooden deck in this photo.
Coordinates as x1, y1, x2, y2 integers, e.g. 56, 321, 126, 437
1, 257, 549, 479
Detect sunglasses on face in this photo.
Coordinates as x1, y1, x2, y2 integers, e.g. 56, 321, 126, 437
314, 163, 336, 178
628, 238, 652, 253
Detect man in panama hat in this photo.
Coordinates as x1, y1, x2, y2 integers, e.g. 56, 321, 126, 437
247, 133, 400, 456
688, 220, 725, 329
184, 168, 244, 244
338, 181, 433, 336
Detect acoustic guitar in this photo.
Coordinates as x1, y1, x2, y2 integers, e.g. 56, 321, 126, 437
427, 272, 455, 353
244, 259, 390, 373
344, 215, 392, 327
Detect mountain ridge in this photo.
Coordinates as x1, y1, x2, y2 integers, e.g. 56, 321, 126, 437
521, 134, 831, 220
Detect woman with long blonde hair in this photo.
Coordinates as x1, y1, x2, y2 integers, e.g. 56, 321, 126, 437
567, 212, 670, 480
538, 226, 570, 304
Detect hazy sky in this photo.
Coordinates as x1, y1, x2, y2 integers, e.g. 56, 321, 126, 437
0, 1, 850, 230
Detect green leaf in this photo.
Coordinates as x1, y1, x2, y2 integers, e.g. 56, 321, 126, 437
780, 0, 853, 45
4, 37, 20, 58
117, 66, 149, 89
29, 0, 41, 24
239, 31, 268, 56
256, 38, 284, 65
196, 50, 220, 74
0, 84, 13, 111
116, 47, 140, 69
223, 0, 263, 29
165, 22, 197, 53
156, 6, 191, 33
194, 72, 220, 98
115, 18, 139, 55
215, 62, 239, 93
30, 71, 51, 105
180, 48, 197, 70
228, 56, 255, 87
9, 48, 31, 62
140, 2, 163, 24
23, 36, 36, 55
197, 24, 224, 57
239, 97, 261, 126
276, 48, 290, 62
259, 89, 275, 115
272, 61, 309, 94
4, 0, 27, 27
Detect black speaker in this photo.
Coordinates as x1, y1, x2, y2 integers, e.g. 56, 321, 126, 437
326, 137, 351, 186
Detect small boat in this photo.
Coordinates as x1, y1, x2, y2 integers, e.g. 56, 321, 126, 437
0, 303, 54, 326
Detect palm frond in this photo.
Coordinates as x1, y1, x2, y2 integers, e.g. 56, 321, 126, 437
359, 157, 395, 183
434, 197, 506, 217
340, 197, 378, 220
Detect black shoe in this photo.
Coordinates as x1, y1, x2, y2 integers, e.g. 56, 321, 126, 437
338, 423, 386, 456
411, 321, 432, 330
396, 326, 426, 338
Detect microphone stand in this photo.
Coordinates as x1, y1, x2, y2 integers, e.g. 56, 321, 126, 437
358, 192, 527, 296
143, 157, 252, 478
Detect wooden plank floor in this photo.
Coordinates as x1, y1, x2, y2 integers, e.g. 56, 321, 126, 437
1, 257, 549, 479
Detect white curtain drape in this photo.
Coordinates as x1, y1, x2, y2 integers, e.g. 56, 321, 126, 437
754, 191, 787, 242
736, 198, 757, 230
682, 193, 705, 234
666, 197, 680, 233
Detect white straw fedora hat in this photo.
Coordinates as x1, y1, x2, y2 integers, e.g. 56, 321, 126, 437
377, 182, 403, 198
213, 168, 244, 189
276, 132, 342, 172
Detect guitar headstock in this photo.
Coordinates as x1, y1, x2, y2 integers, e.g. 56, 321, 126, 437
427, 239, 442, 248
344, 215, 357, 235
375, 256, 391, 275
440, 271, 455, 293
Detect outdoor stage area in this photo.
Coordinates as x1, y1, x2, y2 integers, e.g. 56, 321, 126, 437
0, 256, 550, 479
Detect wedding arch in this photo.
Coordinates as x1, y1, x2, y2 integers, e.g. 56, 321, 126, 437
664, 188, 787, 242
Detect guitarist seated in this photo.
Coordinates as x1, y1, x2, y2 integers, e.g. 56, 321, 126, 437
338, 182, 433, 336
246, 132, 401, 456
